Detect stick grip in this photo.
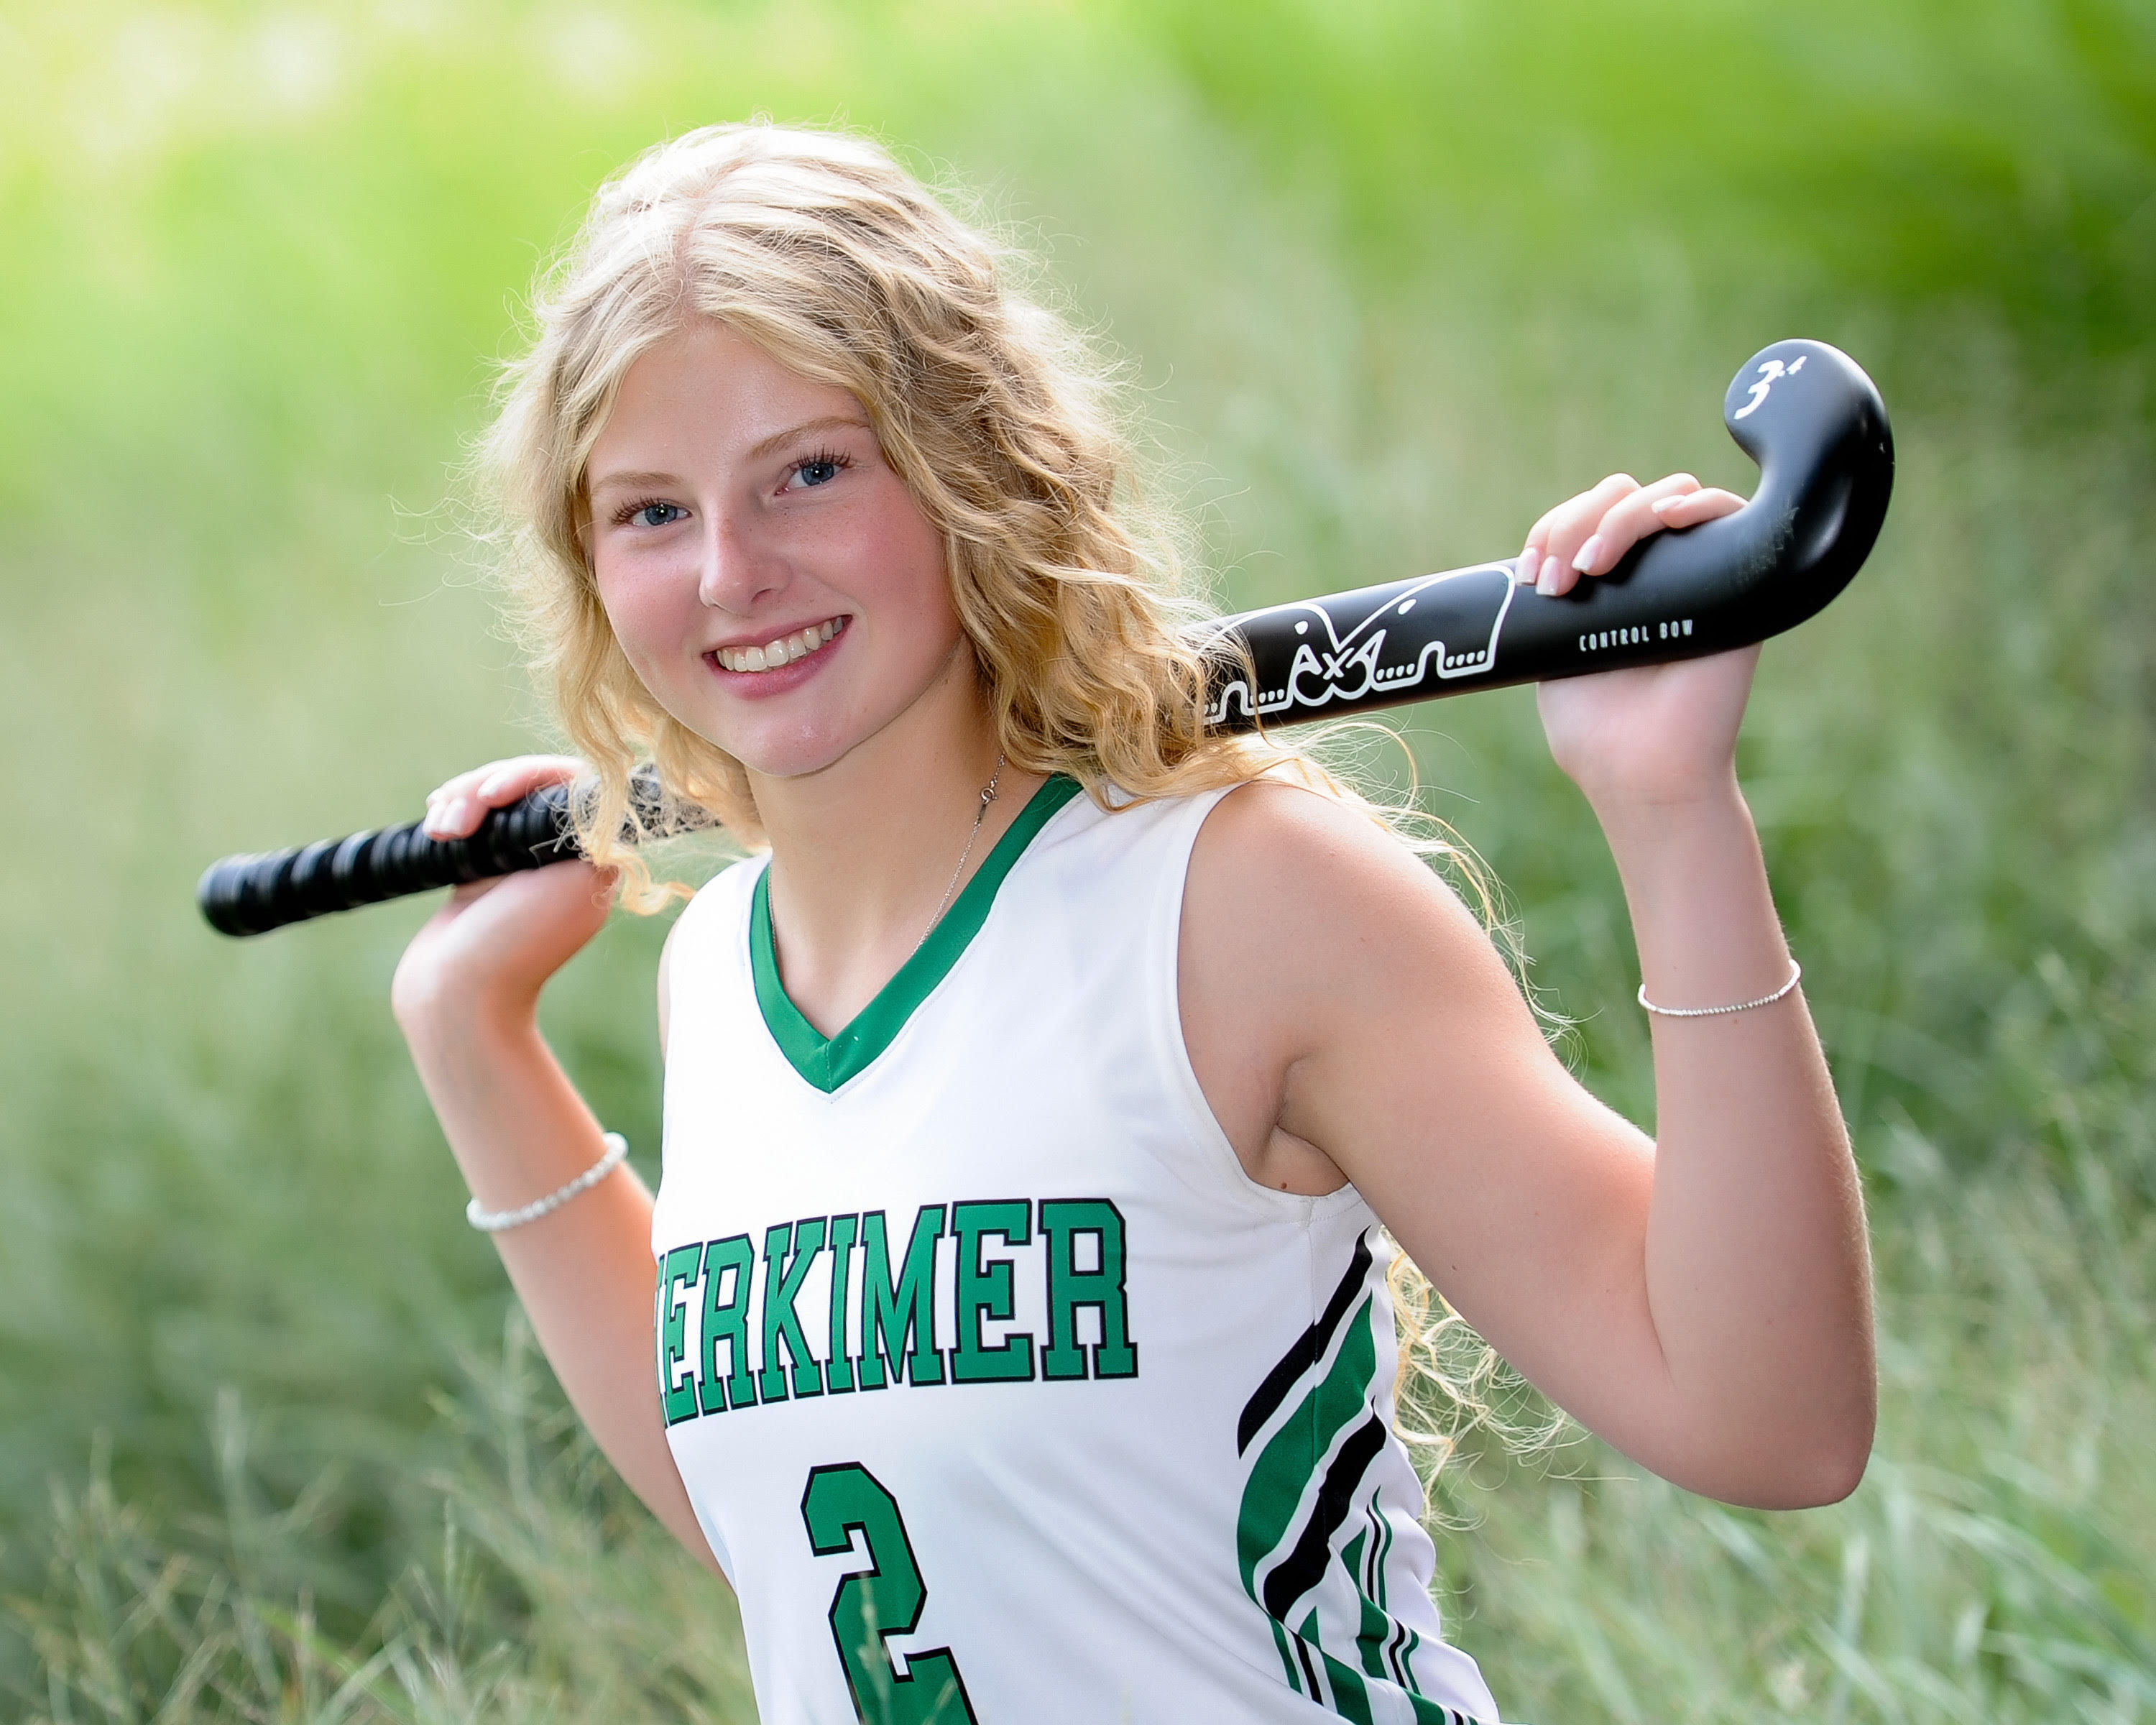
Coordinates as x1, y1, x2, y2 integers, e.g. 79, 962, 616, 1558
196, 785, 579, 937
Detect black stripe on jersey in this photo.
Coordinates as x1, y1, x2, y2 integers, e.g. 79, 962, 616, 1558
1387, 1606, 1418, 1693
1261, 1414, 1390, 1622
1294, 1624, 1325, 1698
1236, 1231, 1376, 1455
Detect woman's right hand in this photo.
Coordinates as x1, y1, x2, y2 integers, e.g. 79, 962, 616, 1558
390, 755, 615, 1034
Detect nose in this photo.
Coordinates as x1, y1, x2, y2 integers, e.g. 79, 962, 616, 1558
696, 506, 787, 613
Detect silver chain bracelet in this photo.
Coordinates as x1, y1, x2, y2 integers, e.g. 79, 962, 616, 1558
466, 1132, 629, 1233
1637, 960, 1802, 1019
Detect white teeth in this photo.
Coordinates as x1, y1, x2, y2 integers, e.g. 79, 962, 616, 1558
716, 617, 846, 673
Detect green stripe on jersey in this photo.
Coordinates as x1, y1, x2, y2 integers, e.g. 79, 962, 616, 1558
1235, 1266, 1486, 1724
750, 774, 1084, 1093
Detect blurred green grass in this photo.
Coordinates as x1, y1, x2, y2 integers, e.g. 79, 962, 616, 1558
1, 0, 2152, 1716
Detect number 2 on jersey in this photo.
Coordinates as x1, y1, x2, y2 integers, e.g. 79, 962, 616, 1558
801, 1463, 980, 1724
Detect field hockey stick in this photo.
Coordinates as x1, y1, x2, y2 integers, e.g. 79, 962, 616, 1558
198, 336, 1892, 937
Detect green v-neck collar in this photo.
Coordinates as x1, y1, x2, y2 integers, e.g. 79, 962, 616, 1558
749, 773, 1083, 1094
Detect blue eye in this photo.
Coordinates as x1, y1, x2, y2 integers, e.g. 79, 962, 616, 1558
788, 448, 852, 490
625, 501, 686, 528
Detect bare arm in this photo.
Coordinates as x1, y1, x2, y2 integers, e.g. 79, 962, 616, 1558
1182, 477, 1874, 1509
395, 757, 722, 1576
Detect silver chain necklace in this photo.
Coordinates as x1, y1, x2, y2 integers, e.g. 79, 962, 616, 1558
915, 753, 1005, 954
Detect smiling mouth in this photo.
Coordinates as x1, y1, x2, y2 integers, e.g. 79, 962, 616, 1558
711, 617, 847, 673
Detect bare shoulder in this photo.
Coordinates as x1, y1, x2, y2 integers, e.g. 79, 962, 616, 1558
1183, 779, 1518, 1024
1181, 779, 1544, 1186
1188, 776, 1432, 898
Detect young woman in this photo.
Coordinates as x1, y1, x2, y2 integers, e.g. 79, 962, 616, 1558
397, 123, 1874, 1723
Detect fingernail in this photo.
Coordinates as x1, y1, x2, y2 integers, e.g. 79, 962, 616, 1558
1515, 548, 1540, 586
1571, 534, 1603, 575
1535, 569, 1560, 597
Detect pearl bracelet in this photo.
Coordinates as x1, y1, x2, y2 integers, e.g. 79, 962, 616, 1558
466, 1132, 629, 1233
1637, 960, 1802, 1018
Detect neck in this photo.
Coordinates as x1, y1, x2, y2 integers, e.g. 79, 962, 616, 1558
747, 650, 1046, 1036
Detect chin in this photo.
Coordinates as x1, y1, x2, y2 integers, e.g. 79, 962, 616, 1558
717, 722, 863, 783
644, 692, 845, 783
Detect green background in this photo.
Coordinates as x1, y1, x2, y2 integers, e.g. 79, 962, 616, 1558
1, 1, 2152, 1716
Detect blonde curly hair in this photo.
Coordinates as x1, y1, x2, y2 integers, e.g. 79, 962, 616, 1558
478, 118, 1528, 1456
478, 119, 1334, 907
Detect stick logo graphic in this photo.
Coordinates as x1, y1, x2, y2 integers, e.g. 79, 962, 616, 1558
1204, 563, 1516, 727
1733, 354, 1807, 420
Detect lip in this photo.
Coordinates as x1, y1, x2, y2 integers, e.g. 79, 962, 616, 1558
702, 614, 849, 698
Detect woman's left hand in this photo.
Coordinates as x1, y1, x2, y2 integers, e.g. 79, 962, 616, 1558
1517, 472, 1754, 811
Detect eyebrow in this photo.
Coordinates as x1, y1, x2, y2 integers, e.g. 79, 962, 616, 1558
745, 414, 873, 460
587, 417, 874, 498
586, 468, 681, 497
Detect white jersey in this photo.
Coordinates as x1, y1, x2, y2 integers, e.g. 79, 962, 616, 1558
654, 776, 1503, 1724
